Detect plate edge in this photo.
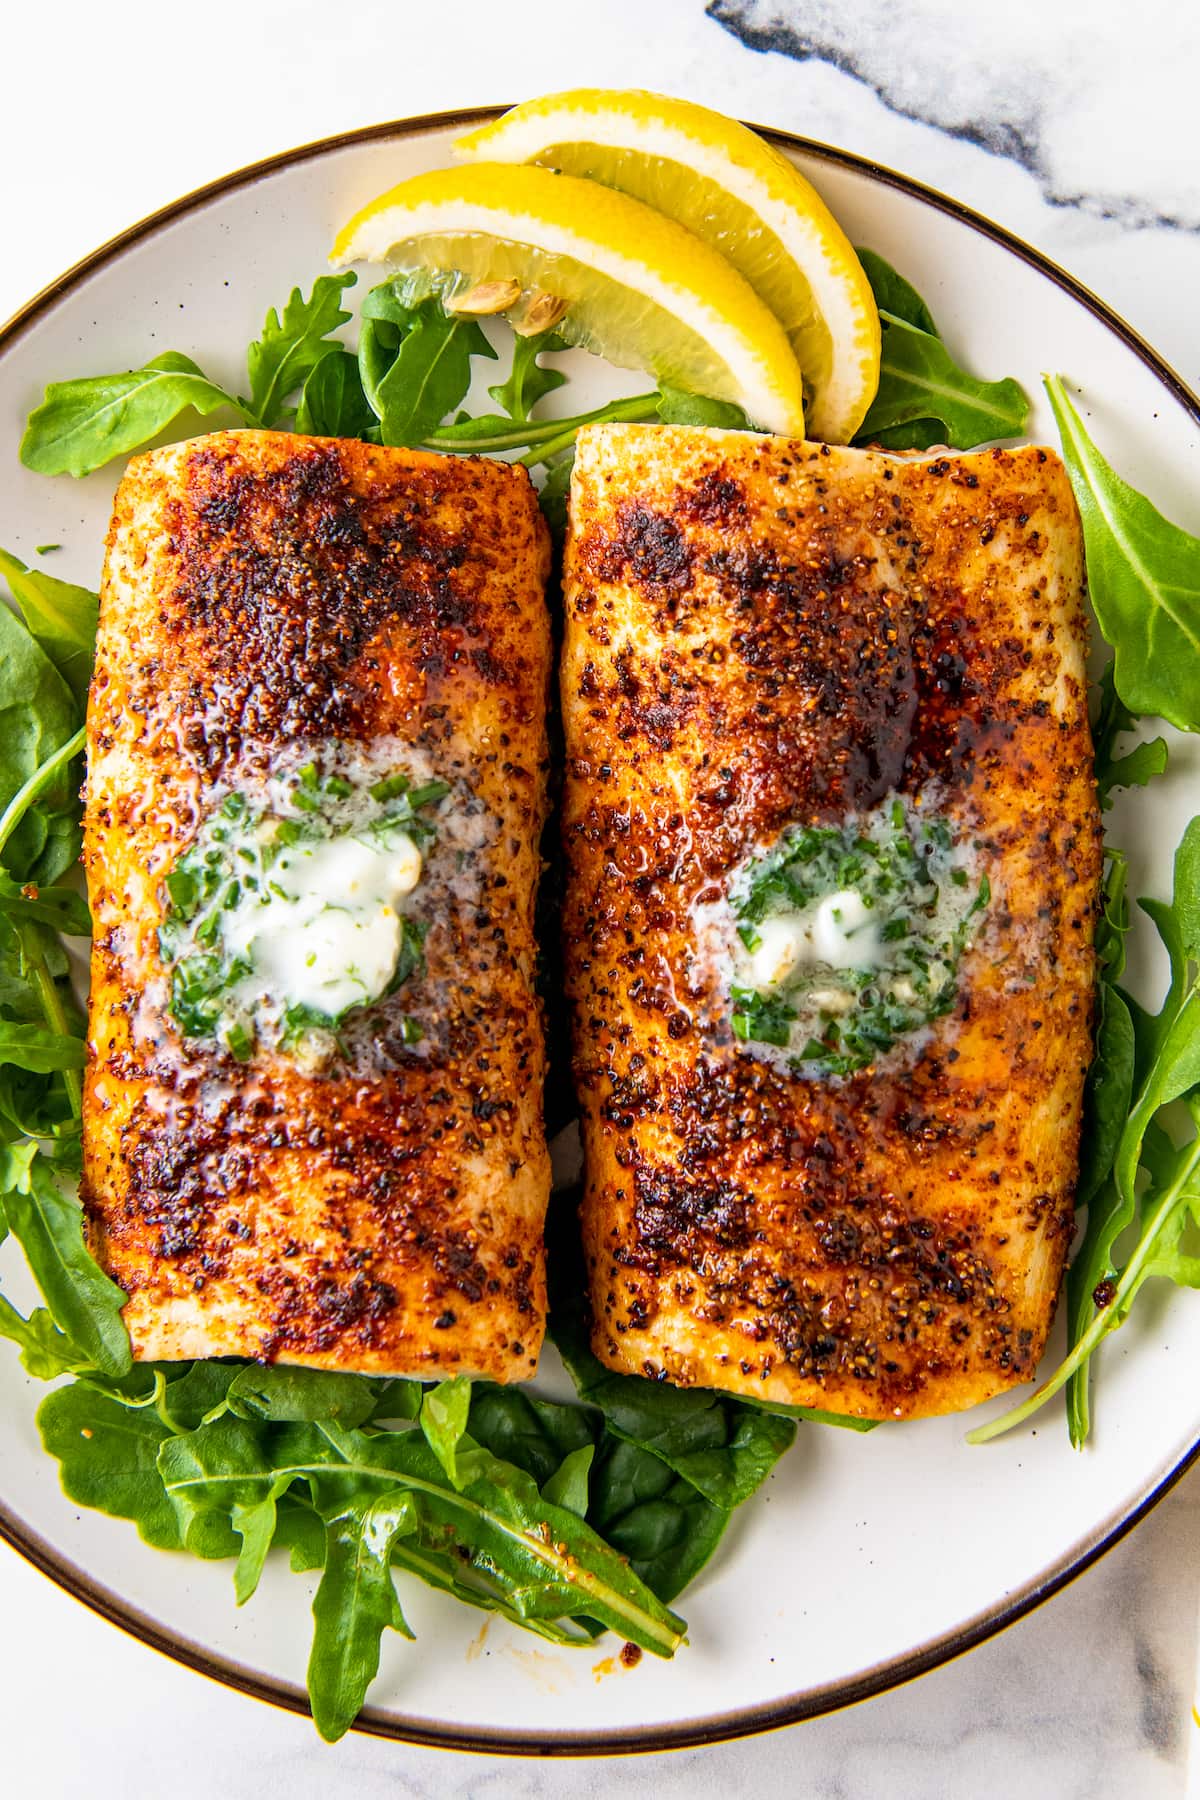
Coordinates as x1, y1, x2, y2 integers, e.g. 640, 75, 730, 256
1, 103, 1199, 1758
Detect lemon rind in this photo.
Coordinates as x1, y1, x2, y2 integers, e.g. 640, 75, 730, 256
456, 90, 880, 441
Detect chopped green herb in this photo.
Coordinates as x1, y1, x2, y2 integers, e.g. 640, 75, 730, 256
729, 797, 987, 1076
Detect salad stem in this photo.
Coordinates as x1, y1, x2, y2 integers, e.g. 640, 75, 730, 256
518, 394, 662, 467
28, 939, 83, 1118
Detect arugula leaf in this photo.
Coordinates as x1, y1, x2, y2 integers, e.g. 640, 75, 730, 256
0, 1292, 88, 1379
656, 386, 749, 429
0, 550, 97, 707
853, 250, 1028, 449
857, 313, 1029, 448
0, 1145, 130, 1375
541, 1443, 593, 1517
152, 1413, 685, 1691
246, 274, 356, 429
419, 1376, 472, 1486
1075, 848, 1136, 1213
0, 877, 91, 939
1046, 375, 1200, 730
538, 453, 575, 535
274, 1497, 328, 1573
1092, 665, 1169, 809
0, 1022, 84, 1073
735, 1394, 879, 1432
309, 1492, 417, 1741
20, 352, 248, 478
231, 1475, 294, 1604
488, 329, 567, 421
359, 291, 495, 447
295, 348, 375, 439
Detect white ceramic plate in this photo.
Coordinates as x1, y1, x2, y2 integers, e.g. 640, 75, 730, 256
2, 111, 1198, 1756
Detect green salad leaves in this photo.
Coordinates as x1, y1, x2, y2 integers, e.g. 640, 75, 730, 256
17, 269, 742, 525
854, 247, 1030, 449
7, 1194, 802, 1739
0, 549, 130, 1383
20, 276, 359, 476
1046, 375, 1200, 732
5, 233, 1200, 1749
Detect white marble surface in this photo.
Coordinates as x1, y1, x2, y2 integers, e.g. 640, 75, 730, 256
2, 1, 1198, 1793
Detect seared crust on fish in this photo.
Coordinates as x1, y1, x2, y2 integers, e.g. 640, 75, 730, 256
561, 423, 1101, 1420
84, 430, 552, 1380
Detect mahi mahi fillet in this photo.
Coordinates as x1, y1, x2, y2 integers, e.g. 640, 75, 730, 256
562, 423, 1101, 1420
84, 430, 552, 1380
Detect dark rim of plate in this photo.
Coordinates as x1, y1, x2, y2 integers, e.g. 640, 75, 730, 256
1, 106, 1198, 1759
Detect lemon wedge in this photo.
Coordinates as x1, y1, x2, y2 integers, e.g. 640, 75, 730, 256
331, 163, 806, 436
455, 90, 880, 443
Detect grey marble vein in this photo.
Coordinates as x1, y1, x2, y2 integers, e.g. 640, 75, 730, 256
706, 0, 1200, 232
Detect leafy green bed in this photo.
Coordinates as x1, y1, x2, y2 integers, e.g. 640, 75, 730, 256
1, 250, 1198, 1738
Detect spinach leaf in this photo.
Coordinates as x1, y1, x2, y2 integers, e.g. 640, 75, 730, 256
587, 1437, 728, 1604
854, 247, 939, 336
556, 1314, 794, 1510
20, 352, 248, 478
0, 550, 97, 707
0, 601, 83, 884
550, 1217, 795, 1511
1046, 375, 1200, 731
541, 1443, 594, 1517
223, 1364, 384, 1428
853, 250, 1028, 449
0, 1145, 130, 1375
467, 1383, 596, 1486
295, 348, 376, 438
38, 1384, 184, 1550
246, 274, 357, 428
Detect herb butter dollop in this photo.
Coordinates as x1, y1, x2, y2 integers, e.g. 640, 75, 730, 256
725, 794, 990, 1077
158, 758, 449, 1063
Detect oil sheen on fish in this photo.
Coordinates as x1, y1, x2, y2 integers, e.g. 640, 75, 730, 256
84, 430, 552, 1380
562, 423, 1101, 1421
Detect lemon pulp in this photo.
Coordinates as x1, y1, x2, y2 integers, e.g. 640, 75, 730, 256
332, 162, 807, 436
456, 90, 881, 442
